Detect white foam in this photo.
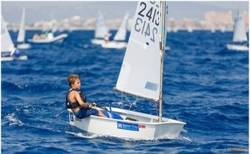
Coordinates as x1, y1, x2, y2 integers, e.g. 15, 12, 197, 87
5, 113, 24, 126
65, 131, 100, 139
65, 130, 191, 142
181, 136, 192, 142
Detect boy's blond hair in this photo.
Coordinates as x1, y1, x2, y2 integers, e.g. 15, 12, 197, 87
67, 74, 80, 87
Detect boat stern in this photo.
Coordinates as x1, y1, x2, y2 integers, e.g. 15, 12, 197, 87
153, 119, 186, 139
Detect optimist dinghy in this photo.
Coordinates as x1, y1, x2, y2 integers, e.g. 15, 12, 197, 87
28, 31, 68, 44
226, 11, 249, 52
91, 12, 110, 46
17, 8, 31, 49
101, 14, 129, 49
1, 16, 28, 61
68, 1, 185, 140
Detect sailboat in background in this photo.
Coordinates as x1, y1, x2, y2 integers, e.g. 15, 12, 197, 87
28, 22, 68, 44
210, 25, 216, 33
226, 11, 249, 51
91, 12, 110, 45
28, 30, 68, 44
187, 26, 193, 33
17, 8, 31, 49
172, 26, 179, 33
101, 14, 129, 49
219, 26, 226, 33
1, 16, 28, 61
68, 1, 185, 140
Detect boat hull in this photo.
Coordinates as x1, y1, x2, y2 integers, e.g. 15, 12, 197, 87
1, 55, 28, 61
28, 34, 68, 44
1, 50, 28, 61
68, 107, 185, 140
226, 44, 249, 51
1, 56, 14, 61
101, 41, 127, 49
17, 43, 31, 49
91, 39, 107, 45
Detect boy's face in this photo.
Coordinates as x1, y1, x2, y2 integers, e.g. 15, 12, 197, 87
72, 79, 81, 90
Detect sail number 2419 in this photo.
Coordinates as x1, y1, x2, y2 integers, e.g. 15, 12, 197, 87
134, 1, 160, 43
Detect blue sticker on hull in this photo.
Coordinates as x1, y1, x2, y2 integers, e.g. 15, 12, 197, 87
117, 121, 139, 131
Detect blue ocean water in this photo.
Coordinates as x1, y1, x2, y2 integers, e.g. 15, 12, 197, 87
2, 30, 248, 153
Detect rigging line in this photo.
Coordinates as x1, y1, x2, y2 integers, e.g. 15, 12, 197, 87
55, 109, 66, 118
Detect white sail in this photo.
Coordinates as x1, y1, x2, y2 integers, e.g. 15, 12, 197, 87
114, 14, 129, 41
51, 23, 57, 33
233, 11, 247, 42
115, 1, 166, 101
1, 16, 15, 52
95, 13, 109, 39
17, 8, 26, 43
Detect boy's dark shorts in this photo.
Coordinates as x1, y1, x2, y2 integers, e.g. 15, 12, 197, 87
75, 108, 98, 119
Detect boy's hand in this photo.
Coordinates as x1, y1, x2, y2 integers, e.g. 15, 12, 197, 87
87, 103, 96, 108
88, 103, 93, 108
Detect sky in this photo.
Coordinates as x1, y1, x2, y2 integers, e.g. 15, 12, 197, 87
1, 1, 249, 24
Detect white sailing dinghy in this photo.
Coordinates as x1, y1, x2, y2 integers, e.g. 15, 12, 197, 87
226, 11, 249, 51
91, 12, 110, 45
28, 31, 68, 44
17, 8, 31, 49
68, 1, 185, 140
101, 14, 129, 49
28, 23, 68, 44
1, 16, 28, 61
187, 26, 193, 33
210, 26, 216, 33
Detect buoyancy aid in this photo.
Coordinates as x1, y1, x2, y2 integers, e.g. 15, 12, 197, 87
65, 89, 87, 109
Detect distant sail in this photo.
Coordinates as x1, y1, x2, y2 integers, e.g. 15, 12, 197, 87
51, 23, 57, 33
1, 16, 15, 52
95, 13, 109, 39
115, 1, 166, 101
114, 14, 129, 41
233, 11, 247, 42
17, 8, 26, 43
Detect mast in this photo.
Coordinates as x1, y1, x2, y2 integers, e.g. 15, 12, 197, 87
159, 1, 167, 122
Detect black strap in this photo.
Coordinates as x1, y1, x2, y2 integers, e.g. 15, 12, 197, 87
65, 89, 87, 109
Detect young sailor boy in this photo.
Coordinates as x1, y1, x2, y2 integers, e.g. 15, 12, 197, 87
66, 74, 105, 118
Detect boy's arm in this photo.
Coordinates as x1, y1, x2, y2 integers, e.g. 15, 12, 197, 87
74, 92, 89, 108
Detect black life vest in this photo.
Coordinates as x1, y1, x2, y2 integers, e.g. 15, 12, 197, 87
65, 89, 87, 109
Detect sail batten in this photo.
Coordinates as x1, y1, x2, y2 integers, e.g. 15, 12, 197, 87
115, 1, 164, 101
114, 87, 160, 102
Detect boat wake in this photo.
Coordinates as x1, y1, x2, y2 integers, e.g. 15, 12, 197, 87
65, 131, 100, 139
178, 136, 192, 142
65, 130, 192, 142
